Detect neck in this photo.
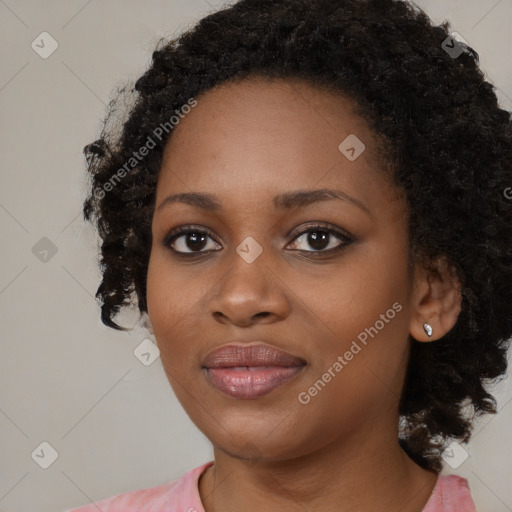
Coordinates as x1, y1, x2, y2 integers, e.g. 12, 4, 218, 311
199, 420, 438, 512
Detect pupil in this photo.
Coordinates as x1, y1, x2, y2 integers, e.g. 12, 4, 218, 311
309, 231, 329, 250
187, 232, 207, 251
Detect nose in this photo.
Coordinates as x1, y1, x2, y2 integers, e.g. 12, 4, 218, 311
208, 255, 291, 327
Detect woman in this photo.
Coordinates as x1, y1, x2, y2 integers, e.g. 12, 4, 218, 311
70, 0, 512, 510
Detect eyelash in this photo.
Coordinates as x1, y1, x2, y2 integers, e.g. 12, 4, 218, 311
161, 222, 354, 258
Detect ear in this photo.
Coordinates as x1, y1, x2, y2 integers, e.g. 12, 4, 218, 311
409, 257, 462, 342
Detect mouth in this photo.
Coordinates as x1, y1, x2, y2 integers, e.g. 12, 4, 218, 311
204, 366, 305, 399
202, 343, 307, 399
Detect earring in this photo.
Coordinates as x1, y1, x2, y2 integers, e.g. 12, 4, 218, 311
423, 323, 433, 342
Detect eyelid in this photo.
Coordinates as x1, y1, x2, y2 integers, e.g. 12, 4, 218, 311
287, 221, 353, 244
161, 224, 220, 249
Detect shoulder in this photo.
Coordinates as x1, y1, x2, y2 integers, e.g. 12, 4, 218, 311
422, 474, 477, 512
63, 461, 213, 512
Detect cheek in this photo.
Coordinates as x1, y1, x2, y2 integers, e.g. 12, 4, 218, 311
300, 287, 409, 393
147, 249, 202, 334
288, 249, 411, 404
146, 251, 192, 365
146, 259, 201, 407
294, 306, 410, 443
286, 245, 409, 345
146, 249, 223, 386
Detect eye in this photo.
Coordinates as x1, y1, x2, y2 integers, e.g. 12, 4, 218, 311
162, 225, 221, 255
161, 222, 354, 257
286, 223, 353, 255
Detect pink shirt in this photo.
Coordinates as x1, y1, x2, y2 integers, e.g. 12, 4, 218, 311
66, 460, 477, 511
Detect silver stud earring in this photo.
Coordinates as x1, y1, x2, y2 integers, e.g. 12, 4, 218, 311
423, 323, 433, 342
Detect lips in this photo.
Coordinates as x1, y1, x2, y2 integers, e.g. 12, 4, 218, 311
202, 343, 306, 368
202, 343, 307, 399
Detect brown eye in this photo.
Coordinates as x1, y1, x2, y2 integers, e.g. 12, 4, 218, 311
287, 224, 353, 254
162, 226, 221, 255
161, 222, 354, 258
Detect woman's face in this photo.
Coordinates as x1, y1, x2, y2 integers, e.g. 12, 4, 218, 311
147, 76, 416, 461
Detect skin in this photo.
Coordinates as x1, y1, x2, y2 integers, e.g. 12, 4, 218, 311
146, 76, 461, 512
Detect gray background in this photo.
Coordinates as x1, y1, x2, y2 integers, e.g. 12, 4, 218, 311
0, 1, 511, 511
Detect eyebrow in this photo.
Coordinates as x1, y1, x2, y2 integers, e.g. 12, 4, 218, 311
156, 188, 371, 216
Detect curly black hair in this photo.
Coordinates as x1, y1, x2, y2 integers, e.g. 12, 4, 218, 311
82, 0, 512, 473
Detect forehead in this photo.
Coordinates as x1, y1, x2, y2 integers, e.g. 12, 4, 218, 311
156, 76, 396, 211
